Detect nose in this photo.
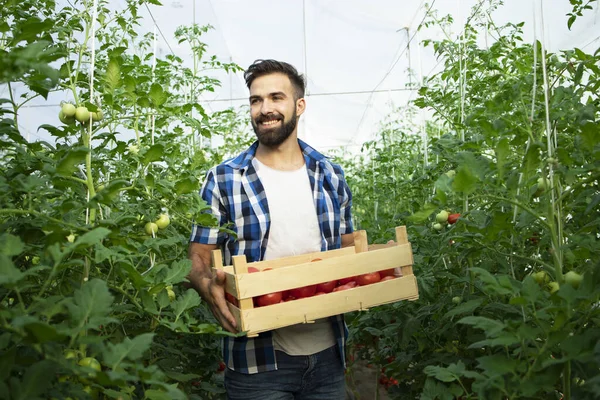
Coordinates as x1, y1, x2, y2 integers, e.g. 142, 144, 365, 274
260, 99, 275, 115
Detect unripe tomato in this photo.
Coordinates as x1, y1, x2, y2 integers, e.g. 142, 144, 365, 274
59, 110, 76, 125
145, 222, 158, 235
167, 288, 176, 301
452, 296, 462, 304
436, 210, 449, 223
432, 222, 443, 231
564, 271, 582, 289
155, 213, 170, 229
91, 110, 103, 121
75, 106, 90, 123
61, 103, 76, 117
532, 271, 548, 284
78, 357, 101, 372
547, 281, 560, 294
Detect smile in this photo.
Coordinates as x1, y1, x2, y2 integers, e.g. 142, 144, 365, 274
261, 119, 280, 126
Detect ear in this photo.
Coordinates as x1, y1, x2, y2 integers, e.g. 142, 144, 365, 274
296, 97, 306, 117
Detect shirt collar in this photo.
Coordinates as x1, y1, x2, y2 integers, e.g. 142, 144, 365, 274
226, 139, 328, 172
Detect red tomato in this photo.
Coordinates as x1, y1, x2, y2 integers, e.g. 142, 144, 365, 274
380, 268, 396, 278
338, 276, 357, 285
225, 293, 239, 307
283, 296, 295, 302
332, 281, 357, 292
356, 272, 381, 286
316, 280, 337, 293
254, 292, 283, 307
288, 285, 317, 299
247, 266, 260, 273
447, 213, 460, 224
380, 275, 396, 282
217, 361, 226, 372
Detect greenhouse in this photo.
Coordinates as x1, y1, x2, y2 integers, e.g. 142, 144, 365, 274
1, 0, 599, 399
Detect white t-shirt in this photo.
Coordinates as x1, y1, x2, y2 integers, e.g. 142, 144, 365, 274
252, 158, 336, 355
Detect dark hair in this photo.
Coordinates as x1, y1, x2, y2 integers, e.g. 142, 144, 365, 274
244, 59, 306, 100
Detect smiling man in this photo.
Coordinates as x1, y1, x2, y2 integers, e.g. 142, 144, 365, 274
188, 59, 354, 399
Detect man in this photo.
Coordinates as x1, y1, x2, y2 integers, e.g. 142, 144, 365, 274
188, 59, 354, 399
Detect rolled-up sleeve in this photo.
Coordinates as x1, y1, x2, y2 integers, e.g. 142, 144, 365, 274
190, 168, 229, 245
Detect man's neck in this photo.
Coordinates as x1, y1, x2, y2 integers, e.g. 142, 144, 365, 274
255, 133, 305, 171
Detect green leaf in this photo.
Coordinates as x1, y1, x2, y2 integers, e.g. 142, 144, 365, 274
11, 316, 67, 343
149, 83, 168, 107
476, 354, 519, 377
424, 364, 460, 382
458, 316, 506, 337
444, 298, 485, 319
452, 164, 478, 195
0, 255, 25, 285
0, 234, 24, 256
65, 279, 116, 332
171, 289, 201, 319
408, 203, 437, 223
143, 143, 165, 164
56, 146, 89, 176
13, 359, 55, 400
103, 333, 154, 369
162, 260, 192, 284
67, 227, 111, 251
105, 58, 121, 93
175, 176, 198, 195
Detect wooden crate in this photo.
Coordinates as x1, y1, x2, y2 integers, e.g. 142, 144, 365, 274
212, 226, 419, 337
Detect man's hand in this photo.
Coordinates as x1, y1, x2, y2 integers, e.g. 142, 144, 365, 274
188, 243, 238, 333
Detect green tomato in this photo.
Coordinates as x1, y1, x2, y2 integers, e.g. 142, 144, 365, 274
452, 296, 462, 304
91, 110, 103, 121
537, 177, 548, 191
532, 271, 548, 284
547, 281, 560, 294
61, 103, 76, 117
432, 222, 443, 231
445, 170, 456, 178
167, 288, 176, 302
564, 271, 582, 289
436, 210, 449, 223
78, 357, 101, 372
64, 350, 78, 360
145, 222, 158, 236
59, 110, 76, 125
155, 213, 170, 229
75, 106, 90, 123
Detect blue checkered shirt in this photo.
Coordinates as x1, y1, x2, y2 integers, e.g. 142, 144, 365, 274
190, 139, 354, 374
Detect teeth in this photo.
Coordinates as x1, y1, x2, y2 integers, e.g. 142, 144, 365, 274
262, 120, 279, 126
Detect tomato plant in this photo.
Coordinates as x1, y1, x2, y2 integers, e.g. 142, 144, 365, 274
339, 4, 600, 399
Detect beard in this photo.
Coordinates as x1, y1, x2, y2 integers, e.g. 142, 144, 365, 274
251, 111, 298, 147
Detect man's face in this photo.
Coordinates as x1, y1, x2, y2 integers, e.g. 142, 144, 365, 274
249, 73, 303, 147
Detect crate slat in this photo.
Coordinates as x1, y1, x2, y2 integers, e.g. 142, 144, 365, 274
229, 243, 413, 299
239, 275, 418, 337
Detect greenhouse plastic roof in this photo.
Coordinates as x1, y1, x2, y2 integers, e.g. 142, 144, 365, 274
9, 0, 600, 152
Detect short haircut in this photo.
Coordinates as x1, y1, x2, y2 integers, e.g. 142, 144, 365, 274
244, 59, 306, 100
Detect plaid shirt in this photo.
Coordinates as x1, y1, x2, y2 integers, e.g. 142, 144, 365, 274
190, 139, 354, 374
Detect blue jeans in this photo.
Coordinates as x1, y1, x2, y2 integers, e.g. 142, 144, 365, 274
224, 345, 346, 400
